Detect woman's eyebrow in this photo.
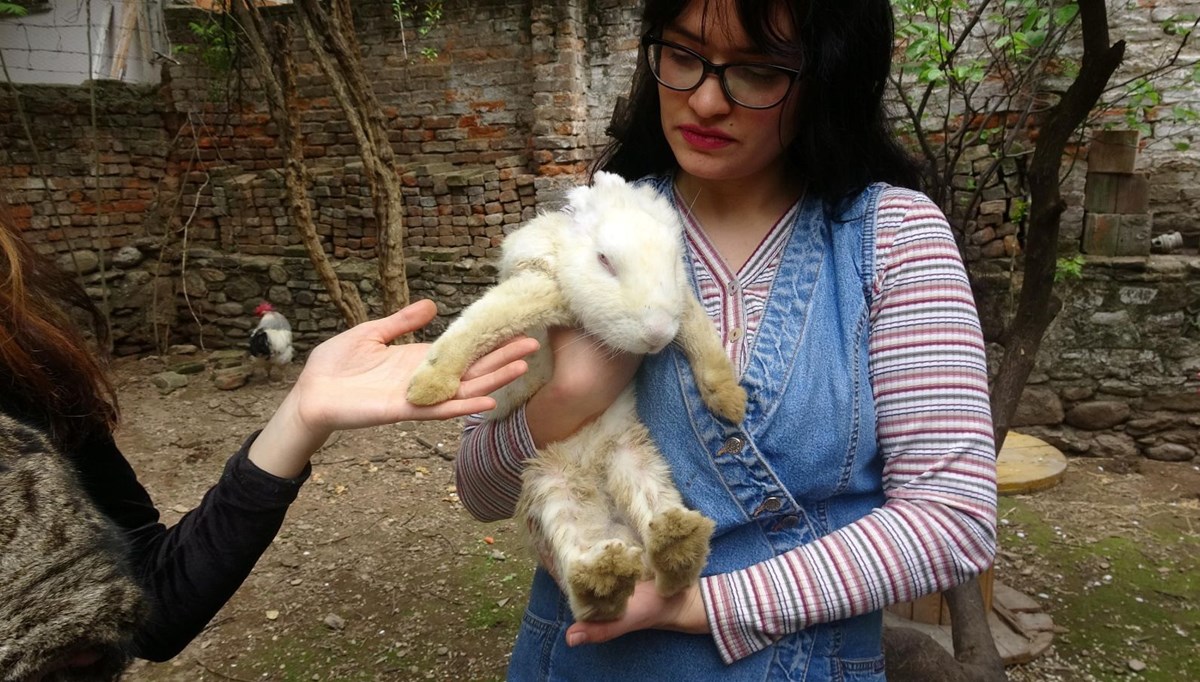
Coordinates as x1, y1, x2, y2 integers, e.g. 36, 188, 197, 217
662, 24, 762, 57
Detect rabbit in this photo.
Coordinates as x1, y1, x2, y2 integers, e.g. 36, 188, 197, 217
407, 171, 746, 621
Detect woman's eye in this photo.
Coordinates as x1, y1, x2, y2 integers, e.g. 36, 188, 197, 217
665, 48, 698, 67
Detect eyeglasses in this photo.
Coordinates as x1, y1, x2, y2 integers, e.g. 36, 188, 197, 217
642, 35, 802, 110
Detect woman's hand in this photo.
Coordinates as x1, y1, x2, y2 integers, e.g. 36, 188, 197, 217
524, 326, 642, 447
565, 581, 709, 646
249, 299, 538, 478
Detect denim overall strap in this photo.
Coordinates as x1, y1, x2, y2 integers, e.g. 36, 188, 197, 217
507, 181, 890, 682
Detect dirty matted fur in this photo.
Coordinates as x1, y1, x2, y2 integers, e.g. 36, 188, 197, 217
408, 173, 746, 620
0, 412, 147, 682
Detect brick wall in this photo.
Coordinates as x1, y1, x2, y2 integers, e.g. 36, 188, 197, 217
0, 0, 645, 352
0, 1, 1197, 462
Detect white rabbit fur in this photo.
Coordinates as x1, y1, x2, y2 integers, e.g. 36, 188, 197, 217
407, 172, 746, 620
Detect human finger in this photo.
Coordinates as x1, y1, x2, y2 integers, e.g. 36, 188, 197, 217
407, 396, 499, 421
457, 359, 531, 399
361, 299, 439, 343
566, 613, 637, 646
461, 336, 540, 381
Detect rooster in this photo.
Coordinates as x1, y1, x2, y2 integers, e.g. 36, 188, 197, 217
249, 301, 294, 380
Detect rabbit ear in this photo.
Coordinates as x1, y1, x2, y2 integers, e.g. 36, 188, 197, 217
566, 181, 599, 236
592, 171, 625, 189
566, 182, 591, 214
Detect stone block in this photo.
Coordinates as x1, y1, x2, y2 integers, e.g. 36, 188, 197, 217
1114, 172, 1150, 213
1082, 213, 1120, 255
1085, 172, 1150, 215
1084, 172, 1120, 213
1088, 130, 1139, 173
1115, 213, 1152, 256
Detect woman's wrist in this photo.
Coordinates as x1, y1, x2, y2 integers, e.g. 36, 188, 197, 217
247, 390, 331, 479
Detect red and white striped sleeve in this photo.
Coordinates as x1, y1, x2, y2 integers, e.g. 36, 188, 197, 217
454, 407, 536, 522
699, 188, 998, 663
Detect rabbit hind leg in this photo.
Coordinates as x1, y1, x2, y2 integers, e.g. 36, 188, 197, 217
604, 421, 714, 598
520, 451, 642, 622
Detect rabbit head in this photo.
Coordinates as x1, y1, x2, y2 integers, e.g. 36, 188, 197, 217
559, 172, 689, 355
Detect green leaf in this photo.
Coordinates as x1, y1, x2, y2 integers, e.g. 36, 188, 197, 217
1054, 4, 1080, 26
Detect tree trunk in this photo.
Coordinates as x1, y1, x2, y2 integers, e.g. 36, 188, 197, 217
988, 0, 1125, 450
884, 3, 1125, 680
884, 579, 1007, 682
231, 0, 368, 328
294, 0, 411, 322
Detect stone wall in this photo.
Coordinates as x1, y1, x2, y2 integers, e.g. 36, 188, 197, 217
974, 256, 1200, 464
1, 0, 1198, 460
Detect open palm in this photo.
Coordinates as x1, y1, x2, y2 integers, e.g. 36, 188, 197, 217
291, 300, 538, 434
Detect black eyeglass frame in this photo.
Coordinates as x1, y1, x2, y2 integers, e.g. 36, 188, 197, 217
640, 34, 803, 110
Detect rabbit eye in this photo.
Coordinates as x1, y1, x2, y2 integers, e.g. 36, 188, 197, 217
598, 253, 616, 276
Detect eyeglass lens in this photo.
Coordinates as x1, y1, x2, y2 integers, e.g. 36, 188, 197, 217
646, 40, 795, 109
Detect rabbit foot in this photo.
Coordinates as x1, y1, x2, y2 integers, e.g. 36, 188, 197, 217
696, 368, 747, 424
406, 367, 461, 406
647, 508, 714, 597
566, 541, 643, 621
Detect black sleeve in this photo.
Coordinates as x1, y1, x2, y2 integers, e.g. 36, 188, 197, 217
71, 430, 310, 661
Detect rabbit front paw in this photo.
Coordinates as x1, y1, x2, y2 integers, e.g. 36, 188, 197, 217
406, 363, 461, 406
565, 541, 644, 621
697, 367, 748, 424
647, 508, 714, 597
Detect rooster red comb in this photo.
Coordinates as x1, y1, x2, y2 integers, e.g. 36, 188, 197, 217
254, 301, 274, 316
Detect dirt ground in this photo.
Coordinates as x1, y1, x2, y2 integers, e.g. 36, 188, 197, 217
111, 350, 1199, 682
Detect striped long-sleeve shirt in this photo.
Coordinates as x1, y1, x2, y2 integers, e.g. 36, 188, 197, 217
454, 187, 997, 663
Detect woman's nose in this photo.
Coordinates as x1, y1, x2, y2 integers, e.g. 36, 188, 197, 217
688, 73, 733, 117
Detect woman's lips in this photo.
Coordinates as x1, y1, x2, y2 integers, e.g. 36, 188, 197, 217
679, 126, 734, 150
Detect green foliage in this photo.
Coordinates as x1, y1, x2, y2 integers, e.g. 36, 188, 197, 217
0, 2, 27, 17
175, 19, 237, 75
1010, 196, 1029, 223
392, 0, 442, 38
392, 0, 443, 61
1123, 77, 1162, 135
1054, 254, 1085, 282
172, 16, 239, 102
892, 1, 1200, 226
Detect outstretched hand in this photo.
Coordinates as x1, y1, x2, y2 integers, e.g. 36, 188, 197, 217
249, 299, 538, 478
564, 581, 709, 647
293, 299, 538, 432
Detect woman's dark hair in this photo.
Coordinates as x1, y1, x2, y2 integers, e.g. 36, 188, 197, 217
595, 0, 921, 203
0, 205, 118, 450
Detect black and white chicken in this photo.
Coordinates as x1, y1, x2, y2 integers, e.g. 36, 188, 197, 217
249, 301, 294, 380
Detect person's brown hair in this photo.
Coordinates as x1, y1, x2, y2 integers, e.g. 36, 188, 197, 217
0, 205, 118, 449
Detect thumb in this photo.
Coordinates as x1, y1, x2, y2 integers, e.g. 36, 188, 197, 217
363, 299, 439, 343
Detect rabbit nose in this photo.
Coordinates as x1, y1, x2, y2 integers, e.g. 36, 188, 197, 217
642, 314, 679, 353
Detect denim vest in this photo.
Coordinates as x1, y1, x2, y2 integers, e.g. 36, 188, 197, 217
508, 180, 889, 682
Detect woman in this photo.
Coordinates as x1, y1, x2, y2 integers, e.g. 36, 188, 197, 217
454, 0, 997, 679
0, 212, 537, 681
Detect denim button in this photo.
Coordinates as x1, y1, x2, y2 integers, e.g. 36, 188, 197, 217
717, 436, 745, 456
753, 496, 783, 516
775, 515, 800, 530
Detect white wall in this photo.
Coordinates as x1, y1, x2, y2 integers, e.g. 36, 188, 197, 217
0, 0, 166, 85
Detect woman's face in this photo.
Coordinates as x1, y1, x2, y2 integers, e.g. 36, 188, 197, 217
656, 0, 802, 187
